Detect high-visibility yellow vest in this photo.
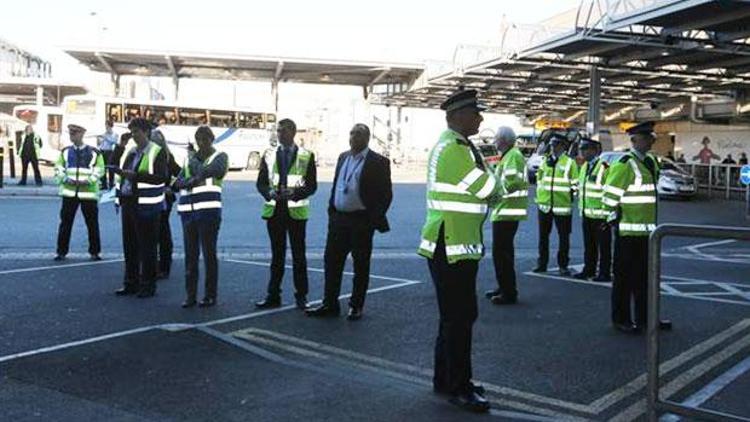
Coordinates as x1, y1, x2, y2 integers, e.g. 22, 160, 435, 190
535, 154, 578, 215
491, 147, 529, 222
261, 146, 313, 220
417, 129, 503, 263
601, 150, 659, 236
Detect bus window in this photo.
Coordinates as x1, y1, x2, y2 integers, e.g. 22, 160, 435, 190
265, 113, 277, 129
209, 109, 236, 127
178, 108, 207, 126
153, 106, 178, 126
15, 109, 38, 124
238, 112, 263, 129
66, 99, 96, 115
47, 114, 62, 133
106, 103, 123, 123
124, 104, 142, 122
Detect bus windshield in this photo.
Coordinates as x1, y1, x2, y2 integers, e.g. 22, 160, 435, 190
65, 99, 96, 115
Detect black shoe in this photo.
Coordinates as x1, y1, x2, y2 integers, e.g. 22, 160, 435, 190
573, 271, 592, 280
559, 268, 572, 277
347, 307, 363, 321
156, 272, 169, 280
199, 297, 216, 308
17, 181, 26, 186
592, 274, 612, 282
115, 286, 137, 296
295, 295, 308, 310
53, 254, 66, 261
484, 289, 501, 299
531, 266, 547, 273
35, 182, 43, 187
434, 384, 485, 396
255, 297, 281, 309
182, 299, 197, 308
635, 320, 673, 332
613, 322, 638, 334
490, 294, 517, 305
306, 304, 340, 317
136, 288, 155, 298
90, 254, 102, 261
448, 390, 490, 413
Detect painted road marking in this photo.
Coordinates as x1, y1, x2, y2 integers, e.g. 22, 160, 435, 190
0, 250, 435, 261
611, 331, 750, 422
0, 263, 421, 364
661, 356, 750, 421
0, 259, 123, 276
525, 266, 750, 307
233, 329, 590, 421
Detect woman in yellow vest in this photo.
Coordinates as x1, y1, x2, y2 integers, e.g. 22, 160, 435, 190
175, 126, 228, 308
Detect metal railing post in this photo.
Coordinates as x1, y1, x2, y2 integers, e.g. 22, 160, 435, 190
726, 165, 731, 199
648, 224, 750, 421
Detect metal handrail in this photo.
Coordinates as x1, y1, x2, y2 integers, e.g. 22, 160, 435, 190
647, 224, 750, 422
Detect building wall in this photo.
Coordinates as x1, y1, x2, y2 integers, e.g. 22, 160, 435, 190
607, 121, 750, 162
0, 38, 51, 78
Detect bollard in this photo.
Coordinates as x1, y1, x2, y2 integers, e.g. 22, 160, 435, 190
9, 131, 20, 179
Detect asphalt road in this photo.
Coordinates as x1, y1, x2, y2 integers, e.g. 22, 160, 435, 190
1, 180, 749, 421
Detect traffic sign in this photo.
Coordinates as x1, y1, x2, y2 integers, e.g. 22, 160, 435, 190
741, 165, 750, 185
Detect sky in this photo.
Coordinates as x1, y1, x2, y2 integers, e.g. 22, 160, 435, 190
2, 0, 581, 153
3, 0, 580, 77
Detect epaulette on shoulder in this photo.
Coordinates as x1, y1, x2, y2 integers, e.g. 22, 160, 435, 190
601, 160, 610, 168
618, 155, 631, 163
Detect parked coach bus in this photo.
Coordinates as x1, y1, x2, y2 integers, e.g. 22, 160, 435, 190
12, 104, 63, 164
61, 95, 276, 169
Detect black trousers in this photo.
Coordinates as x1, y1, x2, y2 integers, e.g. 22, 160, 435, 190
492, 221, 519, 298
265, 205, 308, 298
183, 217, 221, 301
581, 217, 612, 277
323, 211, 375, 310
428, 231, 478, 395
537, 210, 571, 269
121, 198, 160, 292
20, 155, 42, 185
612, 235, 648, 326
100, 150, 114, 189
56, 197, 101, 256
158, 200, 174, 276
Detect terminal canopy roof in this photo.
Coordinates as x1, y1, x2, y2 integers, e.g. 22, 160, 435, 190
65, 47, 424, 95
0, 77, 86, 108
378, 0, 750, 119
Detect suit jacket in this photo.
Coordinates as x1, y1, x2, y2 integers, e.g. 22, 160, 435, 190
256, 145, 317, 202
329, 149, 392, 233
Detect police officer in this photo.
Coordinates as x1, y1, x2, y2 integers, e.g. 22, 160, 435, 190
114, 118, 168, 298
18, 124, 43, 186
418, 90, 502, 413
533, 133, 578, 276
255, 118, 317, 310
602, 121, 672, 333
486, 126, 528, 305
574, 137, 612, 282
53, 124, 104, 261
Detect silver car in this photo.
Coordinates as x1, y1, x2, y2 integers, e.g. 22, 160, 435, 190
599, 152, 697, 200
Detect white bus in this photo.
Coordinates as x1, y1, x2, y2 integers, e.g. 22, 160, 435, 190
12, 104, 64, 163
61, 95, 276, 169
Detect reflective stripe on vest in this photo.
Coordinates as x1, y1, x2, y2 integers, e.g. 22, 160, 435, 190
177, 151, 224, 214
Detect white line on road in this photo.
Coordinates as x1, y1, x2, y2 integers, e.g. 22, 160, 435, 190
0, 259, 123, 276
0, 264, 422, 364
610, 332, 750, 422
234, 329, 589, 421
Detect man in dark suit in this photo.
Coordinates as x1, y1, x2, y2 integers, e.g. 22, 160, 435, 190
306, 123, 392, 320
255, 119, 317, 310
